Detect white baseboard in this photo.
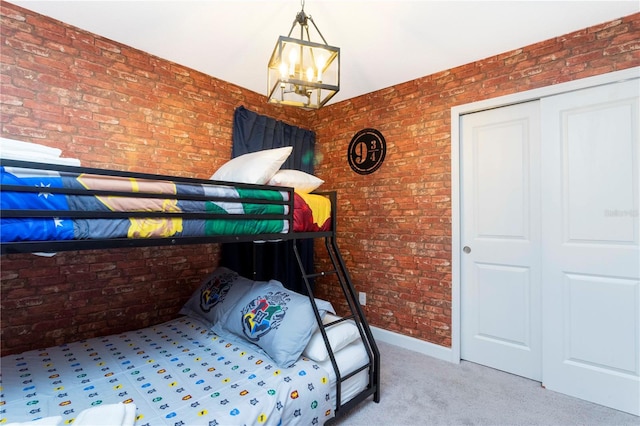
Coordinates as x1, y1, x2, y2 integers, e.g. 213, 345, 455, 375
371, 325, 457, 363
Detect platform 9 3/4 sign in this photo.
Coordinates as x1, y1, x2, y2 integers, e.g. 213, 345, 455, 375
347, 128, 386, 175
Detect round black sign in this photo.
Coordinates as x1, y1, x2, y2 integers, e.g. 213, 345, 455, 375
347, 128, 386, 175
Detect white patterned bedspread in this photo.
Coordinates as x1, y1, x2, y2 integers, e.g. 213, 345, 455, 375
0, 317, 333, 425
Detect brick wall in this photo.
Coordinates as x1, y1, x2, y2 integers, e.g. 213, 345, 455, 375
0, 2, 311, 356
310, 13, 640, 347
1, 1, 638, 356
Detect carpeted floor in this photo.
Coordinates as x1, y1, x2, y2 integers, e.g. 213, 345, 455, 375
330, 341, 639, 426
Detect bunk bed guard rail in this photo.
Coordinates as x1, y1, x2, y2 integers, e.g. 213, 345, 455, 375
0, 158, 302, 253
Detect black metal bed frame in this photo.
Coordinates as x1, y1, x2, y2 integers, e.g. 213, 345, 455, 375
0, 158, 380, 420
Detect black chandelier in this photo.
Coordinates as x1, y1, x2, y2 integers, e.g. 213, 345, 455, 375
267, 0, 340, 109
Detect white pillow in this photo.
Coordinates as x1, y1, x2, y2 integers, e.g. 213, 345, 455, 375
268, 169, 324, 193
210, 146, 293, 184
303, 313, 360, 362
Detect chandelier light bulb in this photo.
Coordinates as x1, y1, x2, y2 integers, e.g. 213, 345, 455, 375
279, 62, 288, 79
288, 48, 297, 76
306, 66, 314, 82
315, 53, 326, 82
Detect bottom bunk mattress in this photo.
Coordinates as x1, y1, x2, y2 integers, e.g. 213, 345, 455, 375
0, 317, 335, 426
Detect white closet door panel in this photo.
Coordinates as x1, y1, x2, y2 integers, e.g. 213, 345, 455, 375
563, 273, 639, 374
461, 101, 542, 381
541, 78, 640, 415
475, 124, 528, 239
475, 263, 532, 348
564, 102, 637, 243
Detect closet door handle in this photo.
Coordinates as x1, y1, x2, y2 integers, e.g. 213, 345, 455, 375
463, 246, 471, 254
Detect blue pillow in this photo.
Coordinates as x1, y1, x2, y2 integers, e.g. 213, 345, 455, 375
212, 279, 334, 367
179, 267, 253, 327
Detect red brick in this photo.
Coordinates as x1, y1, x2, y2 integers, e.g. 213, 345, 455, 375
1, 2, 638, 357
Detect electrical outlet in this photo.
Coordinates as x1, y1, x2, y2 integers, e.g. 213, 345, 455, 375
358, 291, 366, 306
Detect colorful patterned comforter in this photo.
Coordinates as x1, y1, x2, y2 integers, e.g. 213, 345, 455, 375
0, 317, 334, 425
0, 164, 332, 244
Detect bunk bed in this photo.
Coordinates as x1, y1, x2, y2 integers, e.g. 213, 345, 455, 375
0, 157, 381, 425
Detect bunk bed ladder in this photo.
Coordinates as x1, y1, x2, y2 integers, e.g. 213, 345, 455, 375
293, 236, 381, 419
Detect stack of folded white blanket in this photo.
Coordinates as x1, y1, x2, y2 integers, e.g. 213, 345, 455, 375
7, 403, 136, 426
0, 137, 80, 166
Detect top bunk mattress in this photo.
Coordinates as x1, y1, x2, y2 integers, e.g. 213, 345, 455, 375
0, 159, 333, 253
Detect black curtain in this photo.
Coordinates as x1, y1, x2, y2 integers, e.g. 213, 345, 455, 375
220, 106, 316, 294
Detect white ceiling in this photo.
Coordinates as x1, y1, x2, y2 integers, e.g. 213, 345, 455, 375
11, 1, 640, 105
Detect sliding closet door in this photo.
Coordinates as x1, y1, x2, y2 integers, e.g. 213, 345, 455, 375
460, 101, 542, 381
540, 79, 640, 415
